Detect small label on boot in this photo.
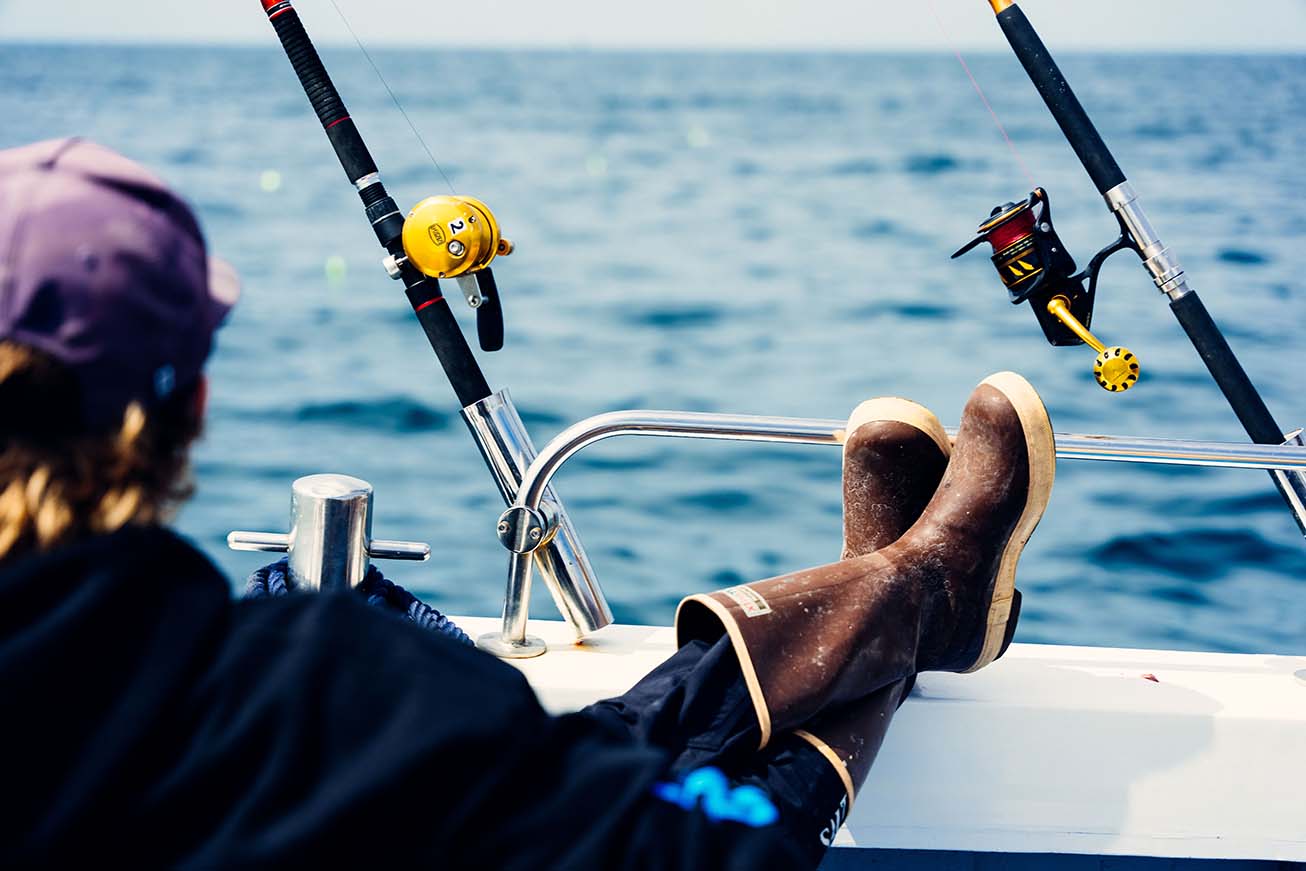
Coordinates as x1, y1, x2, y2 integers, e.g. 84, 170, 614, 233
722, 586, 772, 618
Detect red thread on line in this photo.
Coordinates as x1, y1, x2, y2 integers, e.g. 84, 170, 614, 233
268, 5, 293, 20
414, 297, 445, 312
325, 116, 351, 130
923, 1, 1037, 189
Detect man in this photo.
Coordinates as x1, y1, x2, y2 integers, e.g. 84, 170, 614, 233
0, 138, 1053, 868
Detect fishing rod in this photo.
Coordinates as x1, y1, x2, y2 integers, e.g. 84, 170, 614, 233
257, 0, 611, 645
954, 0, 1306, 536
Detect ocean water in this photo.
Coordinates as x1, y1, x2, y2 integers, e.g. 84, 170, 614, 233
1, 43, 1302, 655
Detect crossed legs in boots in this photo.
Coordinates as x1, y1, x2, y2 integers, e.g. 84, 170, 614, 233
677, 371, 1055, 815
583, 371, 1055, 855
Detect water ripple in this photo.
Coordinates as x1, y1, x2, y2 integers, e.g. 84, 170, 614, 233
1089, 528, 1300, 581
288, 398, 452, 433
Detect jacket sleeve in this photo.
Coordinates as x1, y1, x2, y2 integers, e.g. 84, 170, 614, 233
164, 592, 829, 870
470, 706, 828, 871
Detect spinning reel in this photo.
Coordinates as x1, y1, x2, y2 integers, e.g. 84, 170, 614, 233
385, 194, 515, 353
953, 188, 1141, 392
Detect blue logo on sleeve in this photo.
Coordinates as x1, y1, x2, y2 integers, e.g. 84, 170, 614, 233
651, 766, 780, 828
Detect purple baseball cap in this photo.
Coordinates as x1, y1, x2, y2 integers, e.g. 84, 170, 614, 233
0, 137, 238, 431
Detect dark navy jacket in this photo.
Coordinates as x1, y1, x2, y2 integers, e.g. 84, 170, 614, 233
0, 526, 812, 868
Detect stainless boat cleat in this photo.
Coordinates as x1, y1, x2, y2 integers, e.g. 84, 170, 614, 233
228, 473, 429, 592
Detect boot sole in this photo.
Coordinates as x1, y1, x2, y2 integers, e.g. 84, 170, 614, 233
841, 397, 952, 557
962, 372, 1056, 673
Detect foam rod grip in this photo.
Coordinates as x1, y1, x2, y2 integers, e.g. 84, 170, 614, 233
1169, 292, 1285, 446
996, 5, 1125, 195
262, 0, 379, 184
405, 283, 493, 407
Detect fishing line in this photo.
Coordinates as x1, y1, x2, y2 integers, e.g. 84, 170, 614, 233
922, 0, 1036, 189
325, 0, 458, 193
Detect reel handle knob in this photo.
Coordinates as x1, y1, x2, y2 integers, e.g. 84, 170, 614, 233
1046, 296, 1140, 392
1094, 346, 1141, 393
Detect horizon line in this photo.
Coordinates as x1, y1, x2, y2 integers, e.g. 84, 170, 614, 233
1, 37, 1304, 55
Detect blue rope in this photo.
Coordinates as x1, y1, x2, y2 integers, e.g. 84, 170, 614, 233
244, 559, 473, 647
243, 559, 292, 600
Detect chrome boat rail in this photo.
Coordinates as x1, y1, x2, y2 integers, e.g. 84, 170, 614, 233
482, 410, 1306, 658
229, 473, 430, 591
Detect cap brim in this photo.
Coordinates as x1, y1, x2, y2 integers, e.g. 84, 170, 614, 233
206, 255, 241, 328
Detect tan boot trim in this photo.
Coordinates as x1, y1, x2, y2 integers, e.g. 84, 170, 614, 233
793, 729, 856, 813
840, 397, 953, 459
964, 372, 1057, 673
674, 594, 773, 749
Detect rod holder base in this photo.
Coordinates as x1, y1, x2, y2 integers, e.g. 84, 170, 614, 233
476, 632, 547, 659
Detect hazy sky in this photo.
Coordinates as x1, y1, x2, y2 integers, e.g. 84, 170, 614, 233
1, 0, 1304, 51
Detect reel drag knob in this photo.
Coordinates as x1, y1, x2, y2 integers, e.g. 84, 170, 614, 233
401, 195, 513, 279
1046, 296, 1140, 392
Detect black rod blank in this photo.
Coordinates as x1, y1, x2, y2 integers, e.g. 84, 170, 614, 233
995, 5, 1126, 196
992, 2, 1303, 533
263, 0, 378, 185
260, 0, 492, 408
1170, 293, 1285, 447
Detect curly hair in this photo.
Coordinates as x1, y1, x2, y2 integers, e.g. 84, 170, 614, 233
0, 341, 203, 561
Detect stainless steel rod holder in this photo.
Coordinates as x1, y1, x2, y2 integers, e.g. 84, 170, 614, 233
228, 473, 431, 592
463, 389, 612, 648
482, 409, 1306, 656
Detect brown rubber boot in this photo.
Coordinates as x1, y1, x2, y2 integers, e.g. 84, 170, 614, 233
839, 397, 951, 560
792, 591, 1023, 818
790, 677, 910, 833
676, 371, 1053, 748
792, 398, 950, 817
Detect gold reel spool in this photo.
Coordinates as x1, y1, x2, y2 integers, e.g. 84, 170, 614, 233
1046, 296, 1141, 392
401, 195, 514, 279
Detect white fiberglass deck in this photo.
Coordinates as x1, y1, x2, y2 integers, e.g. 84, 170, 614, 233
455, 617, 1306, 864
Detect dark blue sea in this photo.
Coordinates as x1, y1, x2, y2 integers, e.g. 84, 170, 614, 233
1, 43, 1302, 654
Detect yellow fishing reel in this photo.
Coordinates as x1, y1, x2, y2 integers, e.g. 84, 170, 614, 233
395, 195, 513, 353
401, 195, 514, 280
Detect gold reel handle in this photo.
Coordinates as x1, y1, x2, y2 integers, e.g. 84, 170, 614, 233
1046, 296, 1141, 392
